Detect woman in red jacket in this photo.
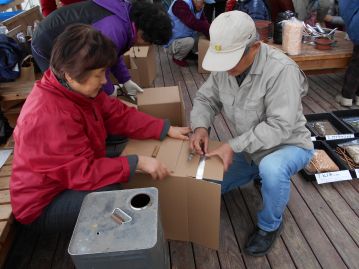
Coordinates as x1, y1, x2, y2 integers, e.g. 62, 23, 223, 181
40, 0, 83, 16
10, 24, 190, 233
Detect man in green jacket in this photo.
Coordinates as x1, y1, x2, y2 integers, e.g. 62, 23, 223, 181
190, 11, 314, 256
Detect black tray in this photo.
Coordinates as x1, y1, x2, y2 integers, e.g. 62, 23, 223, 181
332, 109, 359, 133
300, 140, 351, 181
305, 113, 354, 139
325, 138, 359, 171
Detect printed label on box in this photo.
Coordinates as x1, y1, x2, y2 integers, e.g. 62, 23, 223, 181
315, 170, 352, 184
325, 134, 355, 140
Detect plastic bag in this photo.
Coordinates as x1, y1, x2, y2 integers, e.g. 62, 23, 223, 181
305, 149, 339, 173
282, 17, 304, 55
338, 139, 359, 164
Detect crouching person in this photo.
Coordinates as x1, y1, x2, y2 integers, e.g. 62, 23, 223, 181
189, 11, 314, 256
165, 0, 210, 67
10, 24, 190, 234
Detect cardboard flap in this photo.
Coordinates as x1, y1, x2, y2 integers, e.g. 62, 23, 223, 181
121, 139, 160, 158
123, 138, 224, 181
188, 179, 221, 249
123, 55, 138, 70
127, 46, 149, 58
156, 138, 183, 173
137, 87, 180, 105
176, 140, 224, 181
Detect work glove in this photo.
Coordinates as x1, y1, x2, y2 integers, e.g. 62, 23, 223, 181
124, 80, 143, 101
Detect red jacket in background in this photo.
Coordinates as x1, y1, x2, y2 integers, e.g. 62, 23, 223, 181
10, 70, 165, 224
40, 0, 83, 16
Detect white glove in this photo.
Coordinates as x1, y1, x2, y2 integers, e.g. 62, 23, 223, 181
124, 80, 143, 97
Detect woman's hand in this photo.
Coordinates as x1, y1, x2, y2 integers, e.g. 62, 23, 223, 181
167, 126, 192, 140
137, 156, 170, 180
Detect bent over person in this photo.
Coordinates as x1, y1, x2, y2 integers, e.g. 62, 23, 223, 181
32, 0, 172, 97
190, 11, 314, 256
10, 24, 190, 233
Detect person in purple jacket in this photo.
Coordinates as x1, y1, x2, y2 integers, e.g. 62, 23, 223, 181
31, 0, 172, 97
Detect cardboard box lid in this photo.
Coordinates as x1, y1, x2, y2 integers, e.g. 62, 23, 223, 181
137, 86, 181, 106
126, 46, 151, 58
123, 138, 223, 181
123, 54, 138, 70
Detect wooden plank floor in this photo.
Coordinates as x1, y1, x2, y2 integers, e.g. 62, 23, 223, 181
3, 46, 359, 269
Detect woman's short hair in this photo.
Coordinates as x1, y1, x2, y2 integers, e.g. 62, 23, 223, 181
50, 24, 117, 83
130, 1, 172, 45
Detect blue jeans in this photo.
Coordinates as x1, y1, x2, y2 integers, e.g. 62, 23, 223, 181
222, 146, 314, 232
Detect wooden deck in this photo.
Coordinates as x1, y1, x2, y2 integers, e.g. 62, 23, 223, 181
3, 46, 359, 269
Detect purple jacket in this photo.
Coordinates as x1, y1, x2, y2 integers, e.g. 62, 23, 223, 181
93, 0, 135, 93
32, 0, 135, 95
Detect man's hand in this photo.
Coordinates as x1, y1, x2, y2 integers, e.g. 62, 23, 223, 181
190, 127, 209, 155
206, 143, 234, 172
168, 126, 192, 140
137, 156, 170, 180
124, 80, 143, 97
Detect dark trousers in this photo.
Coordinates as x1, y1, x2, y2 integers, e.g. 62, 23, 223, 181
204, 1, 226, 23
23, 136, 128, 234
24, 184, 122, 234
342, 45, 359, 99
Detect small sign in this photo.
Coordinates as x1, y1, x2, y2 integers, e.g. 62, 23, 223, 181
311, 136, 316, 141
325, 134, 355, 140
315, 170, 351, 184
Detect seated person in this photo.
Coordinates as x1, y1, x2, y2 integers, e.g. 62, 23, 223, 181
292, 0, 331, 26
32, 0, 172, 97
165, 0, 210, 67
10, 24, 191, 234
40, 0, 83, 16
226, 0, 271, 21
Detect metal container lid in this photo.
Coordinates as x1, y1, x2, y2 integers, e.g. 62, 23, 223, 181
68, 187, 159, 256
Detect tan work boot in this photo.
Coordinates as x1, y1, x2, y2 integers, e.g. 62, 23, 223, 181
335, 94, 352, 107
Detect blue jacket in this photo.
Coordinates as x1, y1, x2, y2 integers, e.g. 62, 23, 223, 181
166, 0, 203, 47
237, 0, 270, 21
339, 0, 359, 45
0, 34, 22, 82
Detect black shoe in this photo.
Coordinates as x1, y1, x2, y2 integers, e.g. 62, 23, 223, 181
244, 223, 283, 256
184, 51, 198, 60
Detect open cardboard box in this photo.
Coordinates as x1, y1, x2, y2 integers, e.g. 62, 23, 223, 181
110, 54, 140, 86
125, 45, 156, 88
198, 35, 210, 74
122, 137, 224, 249
137, 86, 186, 127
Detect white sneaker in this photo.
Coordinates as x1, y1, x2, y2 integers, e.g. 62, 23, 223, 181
335, 94, 352, 107
355, 96, 359, 106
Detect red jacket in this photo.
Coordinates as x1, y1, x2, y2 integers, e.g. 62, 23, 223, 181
40, 0, 83, 16
10, 70, 166, 224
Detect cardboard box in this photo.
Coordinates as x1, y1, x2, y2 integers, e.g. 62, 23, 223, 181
125, 45, 156, 88
110, 54, 140, 86
198, 36, 210, 74
137, 86, 186, 127
122, 138, 224, 249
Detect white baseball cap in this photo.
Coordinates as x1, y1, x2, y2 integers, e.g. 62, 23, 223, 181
202, 11, 257, 72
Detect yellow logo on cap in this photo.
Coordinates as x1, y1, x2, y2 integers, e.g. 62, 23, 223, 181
214, 44, 222, 52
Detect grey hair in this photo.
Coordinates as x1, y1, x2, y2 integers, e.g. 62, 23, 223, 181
243, 32, 260, 55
